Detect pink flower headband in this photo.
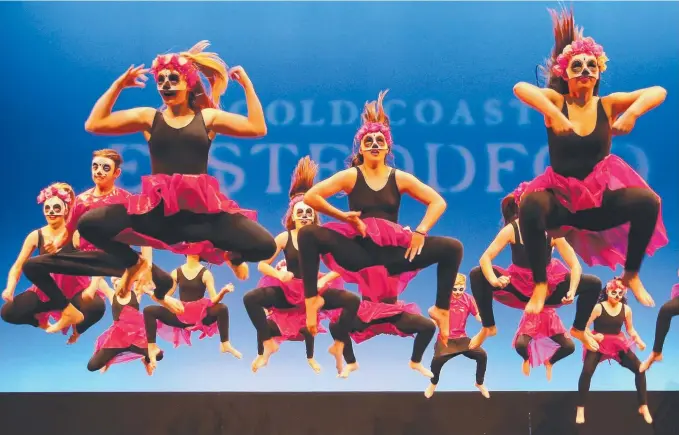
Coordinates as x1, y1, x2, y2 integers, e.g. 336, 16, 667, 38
283, 193, 305, 225
552, 37, 609, 81
37, 186, 72, 206
605, 278, 626, 293
354, 122, 394, 146
150, 54, 200, 88
275, 259, 287, 271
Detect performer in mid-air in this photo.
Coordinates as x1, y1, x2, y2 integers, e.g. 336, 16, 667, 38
299, 90, 463, 345
576, 278, 651, 425
78, 40, 276, 304
641, 268, 679, 373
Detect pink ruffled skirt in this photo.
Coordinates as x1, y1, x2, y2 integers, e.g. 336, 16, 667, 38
256, 274, 345, 307
94, 306, 150, 366
493, 259, 569, 309
114, 174, 257, 265
522, 155, 668, 269
30, 274, 93, 334
513, 308, 568, 367
350, 300, 421, 344
670, 283, 679, 300
584, 331, 636, 364
157, 298, 218, 347
267, 307, 339, 342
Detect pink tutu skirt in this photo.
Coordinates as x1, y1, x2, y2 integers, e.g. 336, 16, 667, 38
256, 274, 345, 307
584, 331, 636, 364
670, 283, 679, 300
30, 274, 93, 334
522, 155, 668, 269
493, 259, 569, 309
157, 298, 218, 347
114, 174, 257, 265
94, 306, 150, 366
321, 217, 419, 298
513, 308, 568, 367
267, 307, 340, 342
350, 300, 421, 344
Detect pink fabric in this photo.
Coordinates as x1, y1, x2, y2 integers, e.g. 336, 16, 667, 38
493, 259, 570, 309
351, 301, 421, 344
521, 155, 668, 269
256, 274, 345, 307
68, 187, 131, 251
513, 308, 568, 367
671, 283, 679, 300
448, 293, 478, 339
156, 298, 218, 347
29, 274, 93, 334
584, 331, 636, 364
114, 174, 257, 265
94, 306, 151, 366
267, 307, 335, 342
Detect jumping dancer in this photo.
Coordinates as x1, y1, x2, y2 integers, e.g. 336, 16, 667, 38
641, 268, 679, 372
18, 149, 172, 334
143, 254, 241, 369
87, 277, 164, 375
299, 90, 462, 343
2, 183, 105, 341
243, 157, 360, 371
78, 40, 276, 301
425, 274, 489, 399
469, 183, 601, 351
513, 8, 667, 313
576, 278, 651, 425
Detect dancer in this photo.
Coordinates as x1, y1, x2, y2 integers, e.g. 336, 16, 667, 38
143, 254, 241, 369
425, 274, 489, 399
641, 268, 679, 372
469, 183, 601, 352
86, 277, 164, 375
243, 156, 360, 371
576, 278, 651, 425
18, 149, 172, 334
79, 40, 276, 300
1, 183, 105, 341
299, 90, 463, 343
513, 8, 667, 314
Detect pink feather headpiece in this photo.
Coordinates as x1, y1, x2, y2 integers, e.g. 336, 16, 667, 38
37, 185, 72, 206
354, 122, 393, 146
605, 277, 626, 293
150, 54, 200, 88
552, 36, 609, 81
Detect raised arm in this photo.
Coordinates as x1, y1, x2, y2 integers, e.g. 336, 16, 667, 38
604, 87, 667, 120
553, 237, 582, 301
3, 231, 39, 300
513, 82, 566, 120
395, 171, 447, 234
479, 225, 513, 287
257, 232, 288, 279
304, 169, 357, 222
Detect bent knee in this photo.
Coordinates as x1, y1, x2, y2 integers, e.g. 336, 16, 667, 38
518, 192, 550, 220
86, 361, 99, 372
563, 340, 576, 355
213, 303, 228, 314
242, 289, 261, 306
0, 304, 16, 324
581, 274, 603, 290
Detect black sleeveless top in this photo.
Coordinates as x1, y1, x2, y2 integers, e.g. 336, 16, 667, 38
148, 111, 212, 175
593, 303, 625, 335
112, 293, 140, 321
176, 266, 208, 302
282, 231, 302, 279
547, 99, 611, 180
510, 221, 551, 268
34, 229, 74, 255
348, 168, 401, 223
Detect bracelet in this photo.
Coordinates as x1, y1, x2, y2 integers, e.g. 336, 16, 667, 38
414, 230, 427, 236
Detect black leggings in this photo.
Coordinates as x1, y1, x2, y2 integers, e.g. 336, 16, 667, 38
297, 224, 463, 309
87, 346, 165, 371
430, 348, 487, 385
652, 296, 679, 353
469, 266, 601, 331
77, 203, 276, 298
514, 333, 575, 365
329, 312, 436, 364
519, 188, 660, 283
578, 350, 647, 406
21, 249, 173, 308
256, 320, 315, 359
243, 286, 361, 342
143, 303, 230, 344
1, 291, 105, 334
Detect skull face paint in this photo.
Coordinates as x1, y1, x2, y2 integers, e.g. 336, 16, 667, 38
292, 201, 315, 227
360, 132, 389, 151
566, 53, 600, 82
451, 285, 465, 298
43, 196, 67, 219
91, 156, 118, 187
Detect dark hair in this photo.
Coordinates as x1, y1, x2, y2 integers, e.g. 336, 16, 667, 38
501, 194, 518, 225
284, 156, 321, 230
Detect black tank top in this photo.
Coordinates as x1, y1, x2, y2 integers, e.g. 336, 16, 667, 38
547, 99, 611, 180
510, 221, 551, 268
148, 111, 212, 175
282, 231, 302, 279
176, 266, 208, 302
112, 293, 140, 321
348, 168, 401, 223
34, 229, 74, 255
593, 303, 625, 335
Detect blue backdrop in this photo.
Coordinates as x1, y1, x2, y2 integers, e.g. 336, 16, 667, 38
1, 1, 677, 393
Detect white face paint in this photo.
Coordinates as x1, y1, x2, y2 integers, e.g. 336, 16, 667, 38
451, 285, 465, 298
43, 196, 67, 218
292, 201, 315, 227
92, 156, 117, 185
607, 287, 626, 303
360, 132, 389, 151
566, 53, 600, 81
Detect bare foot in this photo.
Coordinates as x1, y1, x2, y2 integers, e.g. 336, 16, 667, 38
143, 359, 155, 376
639, 405, 653, 424
251, 355, 266, 373
622, 271, 654, 307
117, 257, 151, 296
476, 383, 490, 399
147, 343, 162, 370
571, 328, 600, 352
409, 361, 434, 378
469, 326, 497, 349
328, 341, 345, 375
576, 407, 585, 424
545, 361, 553, 382
525, 282, 548, 314
424, 383, 437, 399
427, 307, 449, 342
338, 362, 359, 379
220, 341, 243, 359
640, 352, 662, 373
66, 328, 80, 345
253, 339, 279, 371
46, 304, 84, 333
226, 259, 249, 281
522, 359, 531, 377
304, 296, 325, 336
307, 358, 321, 374
99, 365, 109, 374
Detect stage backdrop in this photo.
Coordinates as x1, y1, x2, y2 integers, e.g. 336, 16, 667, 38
1, 1, 677, 393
